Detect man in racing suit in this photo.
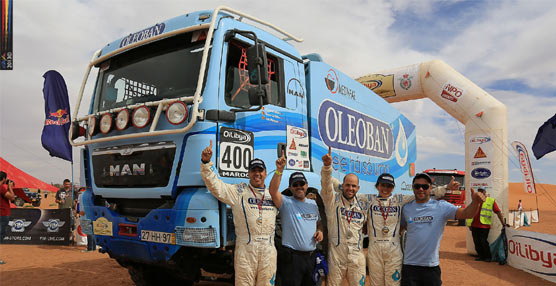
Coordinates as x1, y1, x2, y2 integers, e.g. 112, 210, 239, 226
200, 141, 277, 286
321, 147, 367, 286
364, 173, 458, 286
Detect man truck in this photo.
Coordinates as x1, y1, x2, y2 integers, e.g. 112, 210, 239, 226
71, 6, 416, 285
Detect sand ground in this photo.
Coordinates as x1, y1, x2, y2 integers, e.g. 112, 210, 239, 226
1, 183, 554, 285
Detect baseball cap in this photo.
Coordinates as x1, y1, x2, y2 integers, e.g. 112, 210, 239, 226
248, 158, 266, 170
289, 172, 307, 186
376, 173, 395, 186
412, 173, 432, 184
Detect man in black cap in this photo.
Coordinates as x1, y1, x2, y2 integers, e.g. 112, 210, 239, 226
401, 173, 485, 286
200, 140, 278, 286
269, 152, 323, 286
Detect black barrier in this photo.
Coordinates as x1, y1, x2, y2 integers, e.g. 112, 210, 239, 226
1, 208, 71, 245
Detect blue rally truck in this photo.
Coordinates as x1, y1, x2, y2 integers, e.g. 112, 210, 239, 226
71, 6, 416, 285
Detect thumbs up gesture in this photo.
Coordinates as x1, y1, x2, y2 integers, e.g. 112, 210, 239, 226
470, 188, 485, 205
201, 140, 213, 163
447, 176, 460, 191
322, 146, 332, 167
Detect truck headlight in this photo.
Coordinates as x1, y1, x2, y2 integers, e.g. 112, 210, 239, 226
132, 106, 150, 129
99, 113, 113, 134
88, 116, 99, 136
166, 101, 188, 125
115, 109, 130, 131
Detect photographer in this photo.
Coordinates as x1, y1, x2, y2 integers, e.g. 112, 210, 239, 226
1, 171, 16, 264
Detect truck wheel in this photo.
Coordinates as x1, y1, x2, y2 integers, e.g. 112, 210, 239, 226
458, 219, 466, 226
14, 197, 24, 207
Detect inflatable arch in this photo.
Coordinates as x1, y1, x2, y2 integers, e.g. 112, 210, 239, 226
357, 60, 508, 254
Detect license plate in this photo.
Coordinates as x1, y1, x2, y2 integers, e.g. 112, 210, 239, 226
141, 230, 175, 244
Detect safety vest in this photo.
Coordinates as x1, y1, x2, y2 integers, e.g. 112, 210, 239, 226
466, 197, 495, 226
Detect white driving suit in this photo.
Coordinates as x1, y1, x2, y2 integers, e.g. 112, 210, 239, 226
363, 188, 446, 286
321, 165, 368, 286
201, 162, 278, 286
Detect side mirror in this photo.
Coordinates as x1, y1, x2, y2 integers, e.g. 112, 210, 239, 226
247, 43, 269, 85
248, 87, 269, 106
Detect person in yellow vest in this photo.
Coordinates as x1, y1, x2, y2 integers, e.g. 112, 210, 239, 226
466, 188, 507, 262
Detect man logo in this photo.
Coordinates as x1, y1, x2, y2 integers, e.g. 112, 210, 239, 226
43, 219, 66, 232
8, 219, 32, 232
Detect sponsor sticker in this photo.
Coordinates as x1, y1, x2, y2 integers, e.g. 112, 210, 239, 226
93, 217, 113, 236
440, 82, 465, 102
325, 68, 356, 100
357, 73, 395, 98
471, 168, 491, 179
286, 125, 310, 171
287, 78, 305, 98
474, 147, 487, 159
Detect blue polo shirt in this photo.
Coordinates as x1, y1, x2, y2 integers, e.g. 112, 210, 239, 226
401, 199, 458, 267
280, 195, 320, 251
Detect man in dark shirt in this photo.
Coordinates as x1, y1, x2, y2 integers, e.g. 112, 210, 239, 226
56, 179, 74, 209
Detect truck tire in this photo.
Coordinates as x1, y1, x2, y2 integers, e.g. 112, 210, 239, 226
14, 197, 24, 207
128, 264, 194, 286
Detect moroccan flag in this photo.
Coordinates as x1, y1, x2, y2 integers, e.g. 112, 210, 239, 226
532, 113, 556, 160
41, 70, 72, 162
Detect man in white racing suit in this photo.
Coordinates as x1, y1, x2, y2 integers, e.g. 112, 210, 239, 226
320, 147, 367, 286
364, 173, 458, 286
200, 140, 277, 286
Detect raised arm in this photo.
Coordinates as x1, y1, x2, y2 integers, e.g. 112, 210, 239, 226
320, 146, 340, 206
269, 151, 286, 208
455, 188, 486, 219
3, 181, 15, 201
200, 140, 240, 206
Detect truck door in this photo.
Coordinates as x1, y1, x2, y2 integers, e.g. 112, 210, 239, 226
216, 36, 307, 180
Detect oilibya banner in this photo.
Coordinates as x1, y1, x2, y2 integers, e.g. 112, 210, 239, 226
506, 228, 556, 283
511, 141, 536, 194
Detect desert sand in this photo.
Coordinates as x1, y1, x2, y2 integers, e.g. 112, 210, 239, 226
1, 183, 554, 285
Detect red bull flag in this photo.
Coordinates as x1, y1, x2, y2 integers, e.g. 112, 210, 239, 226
511, 141, 536, 194
41, 70, 72, 162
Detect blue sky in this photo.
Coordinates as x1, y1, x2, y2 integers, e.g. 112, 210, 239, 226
0, 0, 554, 188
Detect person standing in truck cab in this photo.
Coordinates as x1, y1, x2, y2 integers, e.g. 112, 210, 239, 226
200, 140, 278, 286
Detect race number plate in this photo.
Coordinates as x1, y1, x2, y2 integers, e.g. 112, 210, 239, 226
140, 230, 175, 244
219, 127, 254, 178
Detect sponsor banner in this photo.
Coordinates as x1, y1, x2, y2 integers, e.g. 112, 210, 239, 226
511, 141, 537, 194
506, 228, 556, 283
468, 134, 493, 192
219, 127, 254, 178
286, 125, 310, 171
1, 208, 71, 245
356, 73, 395, 98
1, 0, 13, 70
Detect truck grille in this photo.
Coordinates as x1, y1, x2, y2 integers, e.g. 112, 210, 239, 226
91, 142, 176, 188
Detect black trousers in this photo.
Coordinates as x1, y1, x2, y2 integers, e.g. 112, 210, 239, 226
471, 227, 491, 260
278, 246, 316, 286
401, 264, 442, 286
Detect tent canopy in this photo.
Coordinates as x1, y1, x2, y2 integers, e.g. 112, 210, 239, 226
0, 157, 58, 192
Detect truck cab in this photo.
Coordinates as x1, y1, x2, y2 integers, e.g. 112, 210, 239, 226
71, 7, 417, 285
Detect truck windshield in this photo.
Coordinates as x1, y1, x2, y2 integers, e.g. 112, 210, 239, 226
93, 32, 207, 112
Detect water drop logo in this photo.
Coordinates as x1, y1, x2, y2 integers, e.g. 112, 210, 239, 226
395, 119, 408, 167
392, 269, 401, 281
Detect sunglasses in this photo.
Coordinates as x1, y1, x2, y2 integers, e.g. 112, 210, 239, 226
413, 184, 430, 190
292, 181, 306, 188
